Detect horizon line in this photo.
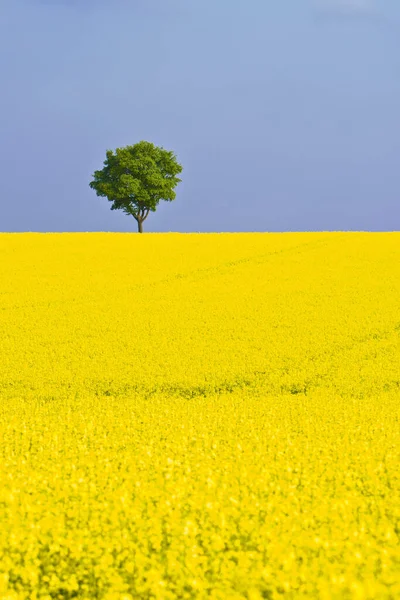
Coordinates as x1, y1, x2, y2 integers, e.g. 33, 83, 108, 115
1, 231, 399, 235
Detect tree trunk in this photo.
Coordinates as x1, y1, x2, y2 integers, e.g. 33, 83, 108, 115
137, 219, 143, 233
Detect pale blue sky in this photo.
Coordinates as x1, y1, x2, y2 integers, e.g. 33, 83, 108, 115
1, 0, 399, 232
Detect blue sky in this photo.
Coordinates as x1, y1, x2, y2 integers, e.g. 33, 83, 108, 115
1, 0, 399, 232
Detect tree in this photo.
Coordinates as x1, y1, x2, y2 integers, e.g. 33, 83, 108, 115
89, 141, 183, 233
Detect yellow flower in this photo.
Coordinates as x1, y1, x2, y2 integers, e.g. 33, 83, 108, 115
0, 232, 399, 599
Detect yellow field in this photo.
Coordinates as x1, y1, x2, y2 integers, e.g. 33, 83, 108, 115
0, 232, 399, 600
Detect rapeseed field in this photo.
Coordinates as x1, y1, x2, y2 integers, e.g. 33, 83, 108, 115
0, 232, 399, 600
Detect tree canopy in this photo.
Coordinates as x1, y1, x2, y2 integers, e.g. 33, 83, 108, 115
89, 141, 183, 232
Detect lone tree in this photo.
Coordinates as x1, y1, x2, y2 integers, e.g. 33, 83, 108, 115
89, 141, 183, 233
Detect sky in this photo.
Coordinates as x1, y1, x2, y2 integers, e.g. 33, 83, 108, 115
1, 0, 399, 232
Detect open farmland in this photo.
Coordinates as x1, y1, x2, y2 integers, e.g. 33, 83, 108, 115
0, 232, 399, 599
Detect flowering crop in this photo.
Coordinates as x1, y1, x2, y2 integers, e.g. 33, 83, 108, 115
0, 232, 399, 599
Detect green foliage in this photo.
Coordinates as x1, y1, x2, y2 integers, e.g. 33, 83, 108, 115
89, 141, 183, 231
